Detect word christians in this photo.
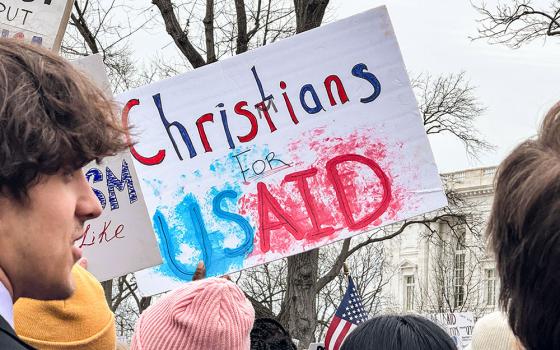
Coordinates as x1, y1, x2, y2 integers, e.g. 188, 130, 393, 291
122, 63, 381, 166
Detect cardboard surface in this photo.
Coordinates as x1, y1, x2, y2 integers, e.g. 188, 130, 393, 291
116, 6, 447, 295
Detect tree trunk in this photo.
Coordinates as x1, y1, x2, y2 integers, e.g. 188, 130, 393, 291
294, 0, 329, 34
282, 3, 328, 347
281, 249, 319, 348
152, 0, 207, 68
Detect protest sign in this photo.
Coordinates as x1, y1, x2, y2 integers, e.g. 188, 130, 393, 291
427, 312, 474, 349
0, 0, 73, 50
117, 6, 447, 296
72, 54, 162, 281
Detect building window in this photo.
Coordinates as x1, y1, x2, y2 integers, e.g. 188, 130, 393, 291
485, 268, 497, 306
454, 253, 465, 308
404, 275, 415, 311
454, 227, 466, 308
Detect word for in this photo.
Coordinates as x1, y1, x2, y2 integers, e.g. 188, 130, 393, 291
233, 149, 291, 182
157, 153, 391, 277
85, 159, 138, 211
80, 220, 125, 248
122, 63, 381, 166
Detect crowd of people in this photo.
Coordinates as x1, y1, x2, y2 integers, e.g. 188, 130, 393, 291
0, 38, 557, 350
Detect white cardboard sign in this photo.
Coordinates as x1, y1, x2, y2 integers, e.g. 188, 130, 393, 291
0, 0, 73, 50
72, 54, 162, 281
117, 6, 447, 295
427, 312, 474, 349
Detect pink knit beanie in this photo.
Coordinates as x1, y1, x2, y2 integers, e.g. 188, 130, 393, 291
130, 277, 255, 350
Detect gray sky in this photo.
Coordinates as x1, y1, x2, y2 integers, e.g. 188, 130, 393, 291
132, 0, 560, 173
329, 0, 560, 173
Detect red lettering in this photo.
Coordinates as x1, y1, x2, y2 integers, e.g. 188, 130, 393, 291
97, 220, 112, 243
283, 168, 334, 239
79, 221, 126, 247
280, 81, 299, 125
79, 224, 95, 248
122, 99, 166, 166
115, 224, 125, 239
234, 101, 259, 143
326, 154, 391, 230
324, 75, 349, 106
195, 113, 214, 152
257, 182, 304, 253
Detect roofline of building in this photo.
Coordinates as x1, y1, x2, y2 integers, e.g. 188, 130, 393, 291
440, 165, 498, 177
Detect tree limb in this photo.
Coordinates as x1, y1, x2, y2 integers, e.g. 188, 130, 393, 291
234, 0, 249, 54
294, 0, 329, 33
71, 1, 99, 53
152, 0, 207, 68
204, 0, 217, 63
473, 0, 560, 48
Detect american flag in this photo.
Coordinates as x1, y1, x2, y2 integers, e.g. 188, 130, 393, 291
325, 276, 369, 350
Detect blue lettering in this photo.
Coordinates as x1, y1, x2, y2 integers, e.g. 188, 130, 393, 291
299, 84, 325, 114
351, 63, 381, 103
85, 168, 106, 209
106, 160, 138, 210
212, 190, 254, 257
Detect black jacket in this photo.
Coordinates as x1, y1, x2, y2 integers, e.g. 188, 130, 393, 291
0, 315, 35, 349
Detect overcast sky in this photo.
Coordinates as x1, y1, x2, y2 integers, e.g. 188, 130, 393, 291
328, 0, 560, 173
132, 0, 560, 173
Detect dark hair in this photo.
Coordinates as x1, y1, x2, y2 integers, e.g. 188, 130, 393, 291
487, 101, 560, 350
250, 318, 297, 350
340, 315, 456, 350
0, 39, 129, 200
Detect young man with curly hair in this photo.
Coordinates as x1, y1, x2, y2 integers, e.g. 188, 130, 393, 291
0, 39, 128, 349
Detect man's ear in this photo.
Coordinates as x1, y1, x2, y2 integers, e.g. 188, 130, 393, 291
77, 257, 89, 270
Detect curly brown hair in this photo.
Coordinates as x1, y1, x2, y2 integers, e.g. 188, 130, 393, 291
487, 101, 560, 350
0, 39, 129, 200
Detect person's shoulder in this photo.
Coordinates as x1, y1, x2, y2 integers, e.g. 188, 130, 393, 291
0, 316, 36, 350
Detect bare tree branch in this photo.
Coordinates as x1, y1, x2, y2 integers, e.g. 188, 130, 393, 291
70, 1, 99, 53
204, 0, 217, 63
473, 0, 560, 48
152, 0, 207, 68
294, 0, 329, 33
234, 0, 249, 53
413, 72, 494, 158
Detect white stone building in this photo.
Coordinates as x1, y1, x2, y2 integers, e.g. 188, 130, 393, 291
380, 166, 499, 318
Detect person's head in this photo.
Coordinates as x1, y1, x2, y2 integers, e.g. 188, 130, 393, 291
250, 318, 296, 350
465, 312, 523, 350
340, 315, 456, 350
487, 102, 560, 349
13, 264, 117, 349
0, 39, 128, 301
131, 277, 255, 350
